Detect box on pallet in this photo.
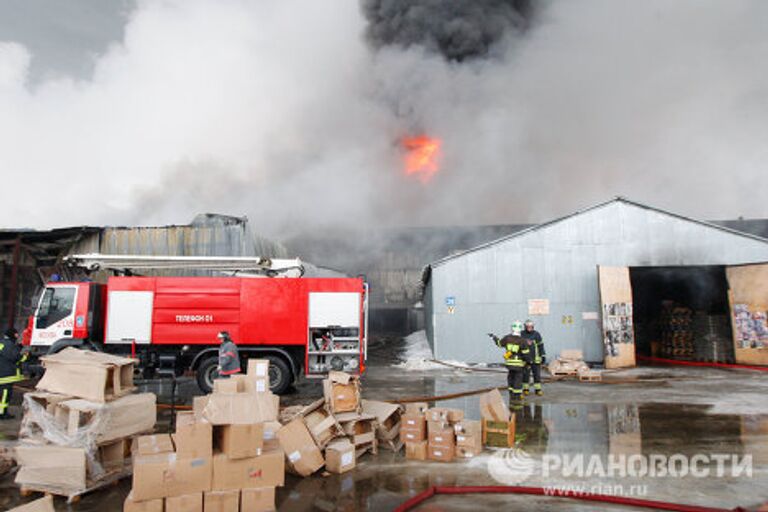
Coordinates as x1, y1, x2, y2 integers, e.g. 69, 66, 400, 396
427, 425, 455, 449
454, 420, 482, 457
35, 348, 135, 402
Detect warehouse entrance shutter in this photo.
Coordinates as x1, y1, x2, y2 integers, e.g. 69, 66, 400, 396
598, 266, 636, 368
726, 263, 768, 366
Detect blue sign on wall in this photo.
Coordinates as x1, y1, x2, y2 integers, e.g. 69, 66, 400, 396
445, 296, 455, 307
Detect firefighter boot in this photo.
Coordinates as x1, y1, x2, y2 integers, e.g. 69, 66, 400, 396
523, 385, 530, 396
534, 383, 543, 396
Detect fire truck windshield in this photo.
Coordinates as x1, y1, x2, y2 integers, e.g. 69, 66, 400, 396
36, 287, 76, 329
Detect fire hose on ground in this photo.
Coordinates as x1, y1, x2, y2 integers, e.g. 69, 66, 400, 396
393, 485, 748, 512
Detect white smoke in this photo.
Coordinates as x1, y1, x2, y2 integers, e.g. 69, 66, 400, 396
1, 0, 767, 234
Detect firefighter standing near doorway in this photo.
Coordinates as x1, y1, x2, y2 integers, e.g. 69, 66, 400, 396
1, 327, 27, 420
488, 320, 530, 401
522, 319, 546, 396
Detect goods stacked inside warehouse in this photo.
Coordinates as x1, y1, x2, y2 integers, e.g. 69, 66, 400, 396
15, 348, 156, 501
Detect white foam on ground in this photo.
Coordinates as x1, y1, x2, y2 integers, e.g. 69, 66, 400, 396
394, 330, 470, 370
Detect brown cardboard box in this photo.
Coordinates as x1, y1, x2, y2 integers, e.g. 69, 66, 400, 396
404, 402, 429, 415
324, 439, 355, 474
427, 444, 454, 462
202, 391, 279, 425
36, 348, 135, 402
174, 416, 213, 459
277, 419, 325, 476
166, 492, 203, 512
455, 420, 483, 451
214, 423, 263, 459
135, 434, 175, 456
98, 439, 125, 473
123, 492, 162, 512
15, 445, 87, 492
50, 393, 156, 445
400, 413, 426, 443
427, 425, 455, 448
241, 487, 276, 512
211, 447, 284, 490
213, 378, 241, 394
297, 399, 344, 449
204, 490, 239, 512
336, 412, 377, 446
7, 495, 55, 512
361, 400, 403, 449
456, 445, 482, 458
247, 358, 270, 378
480, 389, 510, 422
132, 452, 212, 501
426, 408, 464, 423
263, 420, 281, 452
405, 441, 428, 461
322, 371, 361, 414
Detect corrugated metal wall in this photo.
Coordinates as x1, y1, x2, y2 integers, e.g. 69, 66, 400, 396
426, 200, 768, 363
68, 214, 287, 278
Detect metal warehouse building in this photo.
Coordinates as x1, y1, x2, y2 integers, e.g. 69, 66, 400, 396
421, 198, 768, 368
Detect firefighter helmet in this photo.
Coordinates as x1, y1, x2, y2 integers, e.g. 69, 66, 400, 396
511, 321, 523, 335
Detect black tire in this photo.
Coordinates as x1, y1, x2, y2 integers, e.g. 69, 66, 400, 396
196, 356, 219, 393
263, 355, 293, 395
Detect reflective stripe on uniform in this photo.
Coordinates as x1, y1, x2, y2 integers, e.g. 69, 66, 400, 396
0, 388, 7, 413
534, 383, 542, 390
220, 368, 241, 375
0, 375, 22, 385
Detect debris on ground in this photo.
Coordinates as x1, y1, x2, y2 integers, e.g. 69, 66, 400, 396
14, 349, 155, 502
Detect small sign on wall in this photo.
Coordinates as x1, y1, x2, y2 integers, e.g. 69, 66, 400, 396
445, 296, 456, 314
528, 299, 550, 315
582, 311, 599, 320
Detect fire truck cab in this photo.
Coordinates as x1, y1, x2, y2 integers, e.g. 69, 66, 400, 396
23, 256, 368, 394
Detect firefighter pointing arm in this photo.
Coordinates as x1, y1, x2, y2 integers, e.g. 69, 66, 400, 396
217, 331, 241, 379
488, 320, 530, 402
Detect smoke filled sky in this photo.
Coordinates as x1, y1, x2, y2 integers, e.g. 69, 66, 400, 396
0, 0, 766, 236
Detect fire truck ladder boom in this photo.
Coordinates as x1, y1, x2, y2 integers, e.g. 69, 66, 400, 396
63, 253, 305, 277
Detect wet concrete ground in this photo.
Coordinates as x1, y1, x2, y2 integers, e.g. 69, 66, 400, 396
1, 338, 768, 511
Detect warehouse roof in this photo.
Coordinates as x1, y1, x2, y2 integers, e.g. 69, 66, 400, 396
422, 197, 768, 282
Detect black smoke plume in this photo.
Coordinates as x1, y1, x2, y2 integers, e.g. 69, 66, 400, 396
361, 0, 533, 61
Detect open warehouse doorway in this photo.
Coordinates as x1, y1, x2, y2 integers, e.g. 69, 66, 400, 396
630, 266, 734, 363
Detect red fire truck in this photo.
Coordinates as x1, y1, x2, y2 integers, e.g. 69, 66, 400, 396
22, 254, 368, 394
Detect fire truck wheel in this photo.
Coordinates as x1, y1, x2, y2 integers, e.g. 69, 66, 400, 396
264, 355, 292, 395
196, 356, 220, 393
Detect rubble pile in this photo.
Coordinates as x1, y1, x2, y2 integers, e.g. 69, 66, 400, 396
15, 348, 156, 499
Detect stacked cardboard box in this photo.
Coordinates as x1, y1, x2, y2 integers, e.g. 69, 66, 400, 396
126, 359, 283, 512
400, 402, 428, 460
361, 399, 404, 452
14, 349, 155, 499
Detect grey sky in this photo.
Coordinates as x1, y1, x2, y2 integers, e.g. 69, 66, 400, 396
0, 0, 133, 83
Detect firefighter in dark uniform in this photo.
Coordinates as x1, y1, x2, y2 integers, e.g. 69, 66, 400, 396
217, 331, 241, 378
489, 320, 530, 401
522, 319, 546, 396
1, 327, 26, 419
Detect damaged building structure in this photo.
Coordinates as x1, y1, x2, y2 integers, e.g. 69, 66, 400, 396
421, 198, 768, 368
0, 214, 288, 332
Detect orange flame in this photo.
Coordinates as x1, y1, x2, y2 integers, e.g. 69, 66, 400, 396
402, 135, 441, 183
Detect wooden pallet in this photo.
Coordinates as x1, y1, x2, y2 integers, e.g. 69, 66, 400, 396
20, 467, 131, 504
579, 371, 602, 382
355, 439, 378, 459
